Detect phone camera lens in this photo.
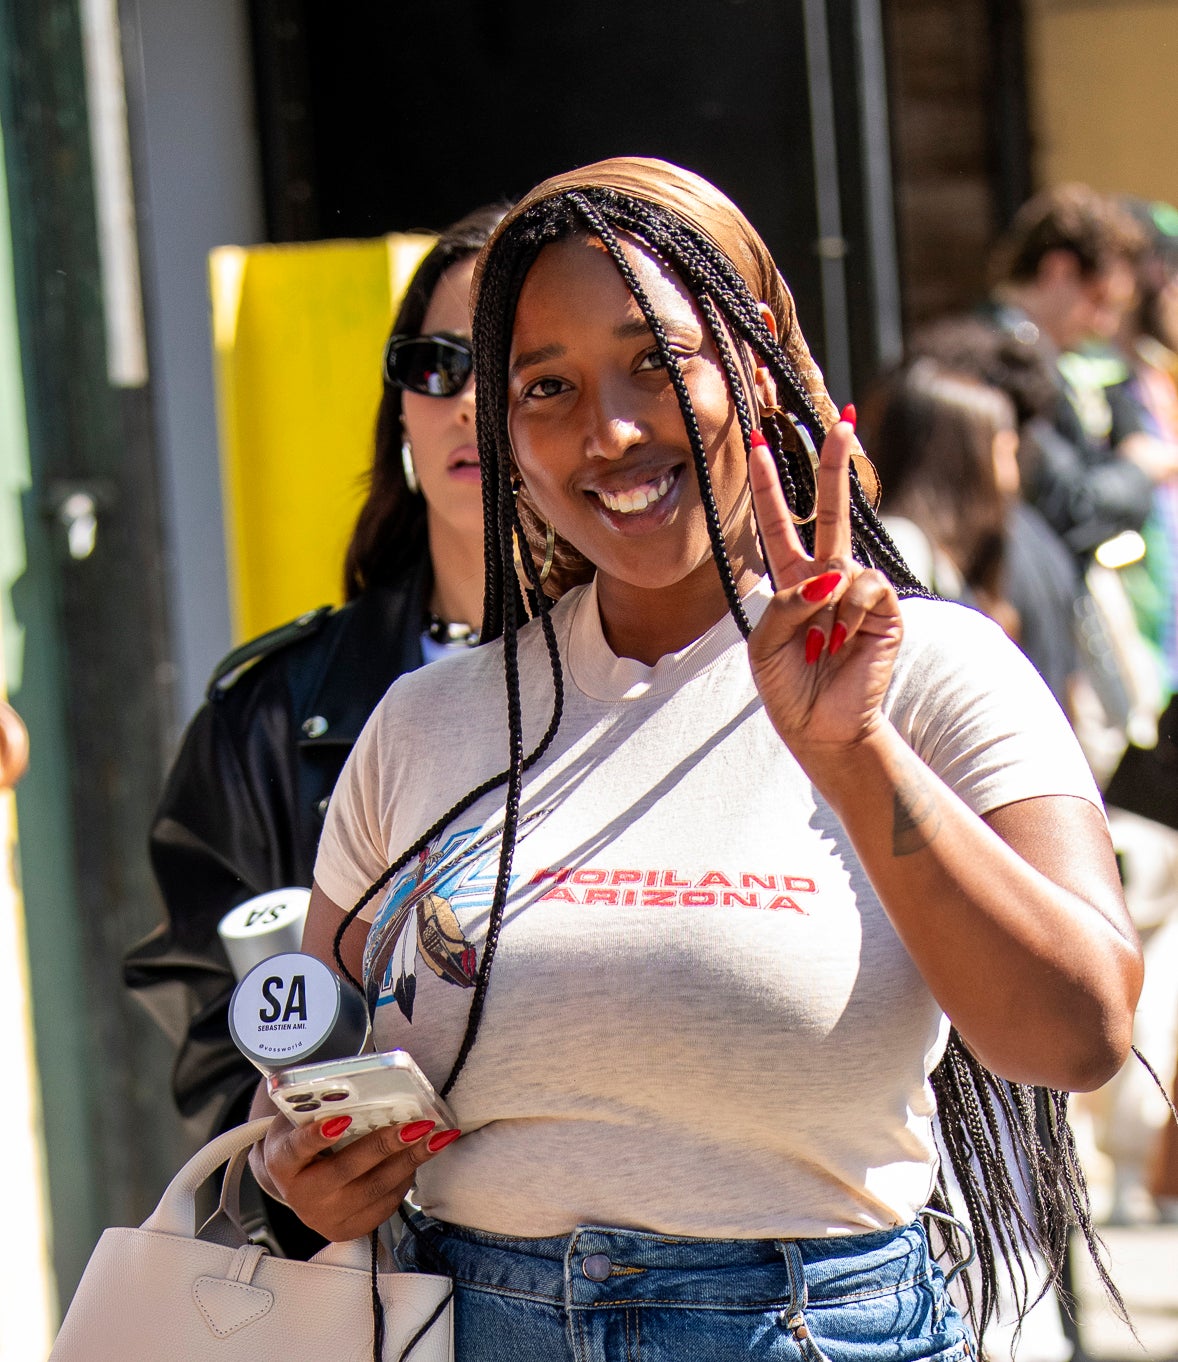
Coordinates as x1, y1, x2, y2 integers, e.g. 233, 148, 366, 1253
286, 1092, 313, 1103
292, 1101, 320, 1112
321, 1090, 349, 1101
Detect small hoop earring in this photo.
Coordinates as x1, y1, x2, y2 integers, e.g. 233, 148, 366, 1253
510, 480, 556, 589
781, 412, 821, 527
401, 438, 421, 495
538, 521, 555, 587
511, 522, 555, 588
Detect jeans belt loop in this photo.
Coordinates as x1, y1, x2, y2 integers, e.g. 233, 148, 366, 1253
774, 1239, 812, 1341
921, 1205, 978, 1288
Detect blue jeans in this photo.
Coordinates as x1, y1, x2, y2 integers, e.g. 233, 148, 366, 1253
395, 1216, 974, 1361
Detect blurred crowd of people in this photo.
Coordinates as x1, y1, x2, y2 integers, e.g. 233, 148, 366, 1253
863, 183, 1178, 1232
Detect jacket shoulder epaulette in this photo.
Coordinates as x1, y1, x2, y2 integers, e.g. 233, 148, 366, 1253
206, 605, 334, 699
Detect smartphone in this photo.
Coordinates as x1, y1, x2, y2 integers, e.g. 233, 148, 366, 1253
267, 1049, 456, 1149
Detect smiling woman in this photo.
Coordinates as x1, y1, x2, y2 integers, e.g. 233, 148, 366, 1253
254, 159, 1143, 1362
507, 234, 763, 660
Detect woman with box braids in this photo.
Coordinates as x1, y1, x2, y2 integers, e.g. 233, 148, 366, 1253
258, 160, 1142, 1362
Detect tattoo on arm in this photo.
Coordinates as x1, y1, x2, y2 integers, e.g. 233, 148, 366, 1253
892, 768, 941, 856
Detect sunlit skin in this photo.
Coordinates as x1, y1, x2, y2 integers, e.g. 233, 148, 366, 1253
402, 255, 484, 630
248, 229, 1141, 1246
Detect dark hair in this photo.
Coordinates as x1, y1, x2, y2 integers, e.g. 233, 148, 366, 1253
990, 183, 1145, 287
1122, 196, 1178, 348
341, 203, 508, 600
334, 183, 1123, 1347
869, 359, 1014, 600
908, 315, 1056, 428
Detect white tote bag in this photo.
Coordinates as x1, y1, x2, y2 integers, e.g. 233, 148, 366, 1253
49, 1117, 453, 1362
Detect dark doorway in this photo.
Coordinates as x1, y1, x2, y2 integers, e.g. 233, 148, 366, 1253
250, 0, 898, 398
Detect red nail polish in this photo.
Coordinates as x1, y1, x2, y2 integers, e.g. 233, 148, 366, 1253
426, 1128, 462, 1154
829, 621, 848, 656
398, 1120, 436, 1144
750, 429, 770, 450
321, 1115, 352, 1140
800, 570, 841, 603
805, 627, 824, 665
840, 403, 857, 430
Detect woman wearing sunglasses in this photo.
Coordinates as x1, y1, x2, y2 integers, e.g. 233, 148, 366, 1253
124, 206, 505, 1240
255, 160, 1143, 1357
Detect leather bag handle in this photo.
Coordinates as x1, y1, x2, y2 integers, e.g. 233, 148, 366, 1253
142, 1117, 274, 1237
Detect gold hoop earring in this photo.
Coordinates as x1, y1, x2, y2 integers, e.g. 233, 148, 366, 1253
781, 413, 821, 526
512, 521, 555, 588
401, 437, 421, 495
510, 479, 556, 588
538, 521, 555, 587
761, 408, 881, 517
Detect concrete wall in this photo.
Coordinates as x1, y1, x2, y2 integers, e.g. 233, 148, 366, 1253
125, 0, 265, 727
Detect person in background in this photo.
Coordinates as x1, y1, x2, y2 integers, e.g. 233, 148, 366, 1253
867, 357, 1020, 627
123, 206, 505, 1245
1108, 198, 1178, 698
897, 317, 1083, 715
1102, 199, 1178, 1226
986, 184, 1170, 561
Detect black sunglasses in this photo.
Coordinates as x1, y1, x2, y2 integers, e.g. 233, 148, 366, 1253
383, 332, 474, 398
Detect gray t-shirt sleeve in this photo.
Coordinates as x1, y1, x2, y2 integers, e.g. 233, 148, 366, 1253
887, 598, 1101, 816
314, 700, 393, 914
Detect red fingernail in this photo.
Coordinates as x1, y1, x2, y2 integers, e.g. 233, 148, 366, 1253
829, 621, 848, 656
805, 627, 825, 665
398, 1120, 436, 1144
750, 429, 770, 450
800, 570, 841, 603
321, 1116, 352, 1140
425, 1128, 462, 1153
840, 403, 857, 430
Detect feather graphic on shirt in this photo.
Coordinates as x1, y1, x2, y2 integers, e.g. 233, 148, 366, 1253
365, 809, 548, 1023
388, 906, 420, 1020
419, 893, 479, 984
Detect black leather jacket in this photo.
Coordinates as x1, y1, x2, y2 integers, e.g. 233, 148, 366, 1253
124, 567, 428, 1134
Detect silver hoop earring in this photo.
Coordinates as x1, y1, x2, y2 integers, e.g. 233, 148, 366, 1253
401, 438, 421, 495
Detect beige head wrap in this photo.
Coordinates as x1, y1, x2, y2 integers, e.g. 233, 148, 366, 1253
475, 155, 839, 429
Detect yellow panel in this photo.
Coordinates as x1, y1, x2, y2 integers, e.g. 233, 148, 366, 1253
209, 233, 434, 642
1027, 1, 1178, 207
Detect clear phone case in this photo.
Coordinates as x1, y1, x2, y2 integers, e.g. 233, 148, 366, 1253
267, 1049, 456, 1147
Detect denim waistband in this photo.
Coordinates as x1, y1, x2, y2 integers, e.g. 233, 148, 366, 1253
402, 1217, 938, 1311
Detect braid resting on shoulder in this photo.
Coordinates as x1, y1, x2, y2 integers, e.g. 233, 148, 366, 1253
254, 159, 1143, 1351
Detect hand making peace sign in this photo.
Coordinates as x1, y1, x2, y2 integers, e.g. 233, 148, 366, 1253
746, 416, 904, 757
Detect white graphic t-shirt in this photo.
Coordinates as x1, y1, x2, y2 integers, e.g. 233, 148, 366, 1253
316, 578, 1100, 1239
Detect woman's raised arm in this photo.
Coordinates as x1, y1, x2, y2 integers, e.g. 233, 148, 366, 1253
746, 419, 1142, 1092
